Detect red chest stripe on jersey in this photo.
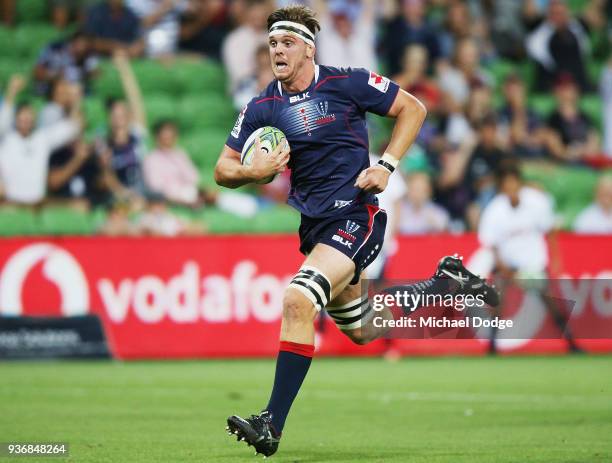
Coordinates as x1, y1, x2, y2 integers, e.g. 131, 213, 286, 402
314, 75, 348, 91
256, 96, 284, 104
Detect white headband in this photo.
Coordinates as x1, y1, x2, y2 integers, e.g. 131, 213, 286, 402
268, 20, 315, 47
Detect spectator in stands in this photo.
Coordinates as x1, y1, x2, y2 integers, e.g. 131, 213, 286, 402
544, 73, 601, 162
398, 171, 449, 235
314, 0, 377, 70
34, 30, 99, 97
393, 45, 440, 112
47, 140, 108, 210
127, 0, 188, 58
602, 61, 612, 158
383, 0, 441, 76
221, 0, 270, 93
393, 45, 442, 152
438, 37, 492, 111
438, 0, 474, 59
51, 0, 99, 28
0, 75, 81, 205
466, 84, 494, 128
96, 51, 148, 201
98, 197, 140, 235
39, 79, 80, 128
85, 0, 144, 57
37, 81, 108, 209
179, 0, 231, 60
233, 44, 274, 110
0, 0, 14, 26
525, 0, 593, 92
438, 115, 511, 229
574, 175, 612, 234
464, 114, 511, 210
138, 194, 205, 236
144, 119, 202, 206
497, 73, 547, 158
470, 0, 526, 60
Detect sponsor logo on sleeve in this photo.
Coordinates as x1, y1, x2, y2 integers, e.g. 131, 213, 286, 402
368, 71, 390, 93
231, 105, 248, 138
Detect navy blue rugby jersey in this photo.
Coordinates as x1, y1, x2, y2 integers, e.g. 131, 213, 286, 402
225, 65, 400, 219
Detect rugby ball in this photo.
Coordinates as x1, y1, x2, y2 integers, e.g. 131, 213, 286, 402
241, 126, 288, 184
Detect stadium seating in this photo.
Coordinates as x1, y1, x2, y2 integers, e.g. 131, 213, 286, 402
16, 0, 48, 23
0, 16, 609, 236
39, 207, 100, 235
0, 208, 38, 236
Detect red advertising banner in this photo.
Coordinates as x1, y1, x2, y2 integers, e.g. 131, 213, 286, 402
0, 234, 610, 359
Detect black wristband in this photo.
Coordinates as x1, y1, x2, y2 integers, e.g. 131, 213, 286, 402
377, 159, 395, 173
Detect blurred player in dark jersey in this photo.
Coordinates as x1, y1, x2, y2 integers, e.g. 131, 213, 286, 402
215, 4, 498, 457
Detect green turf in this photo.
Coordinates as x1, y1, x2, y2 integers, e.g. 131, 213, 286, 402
1, 356, 611, 462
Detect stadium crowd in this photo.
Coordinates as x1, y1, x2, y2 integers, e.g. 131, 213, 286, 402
0, 0, 610, 237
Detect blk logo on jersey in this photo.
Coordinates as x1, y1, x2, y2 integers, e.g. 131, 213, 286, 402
289, 92, 310, 104
332, 234, 353, 249
368, 71, 390, 93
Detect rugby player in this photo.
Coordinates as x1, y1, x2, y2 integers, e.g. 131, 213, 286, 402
214, 5, 498, 457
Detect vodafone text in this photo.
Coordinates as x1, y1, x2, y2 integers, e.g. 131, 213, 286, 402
98, 261, 292, 324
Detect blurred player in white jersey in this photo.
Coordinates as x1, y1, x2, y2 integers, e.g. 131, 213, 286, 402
478, 163, 581, 354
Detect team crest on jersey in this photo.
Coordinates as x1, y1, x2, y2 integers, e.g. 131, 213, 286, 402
316, 101, 328, 116
231, 105, 247, 138
346, 220, 360, 234
368, 71, 390, 93
315, 100, 336, 126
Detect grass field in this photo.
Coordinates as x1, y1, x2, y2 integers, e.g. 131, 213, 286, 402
1, 356, 611, 462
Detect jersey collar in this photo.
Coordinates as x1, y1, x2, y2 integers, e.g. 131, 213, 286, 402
277, 64, 319, 96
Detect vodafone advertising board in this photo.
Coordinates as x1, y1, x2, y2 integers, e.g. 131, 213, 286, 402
0, 234, 610, 359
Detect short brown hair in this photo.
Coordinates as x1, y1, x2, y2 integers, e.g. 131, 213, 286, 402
267, 5, 321, 36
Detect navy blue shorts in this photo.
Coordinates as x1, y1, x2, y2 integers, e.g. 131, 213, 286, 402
298, 202, 387, 285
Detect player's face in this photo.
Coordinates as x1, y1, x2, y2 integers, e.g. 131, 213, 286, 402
269, 34, 310, 83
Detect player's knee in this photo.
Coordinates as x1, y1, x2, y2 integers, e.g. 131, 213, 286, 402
285, 265, 332, 320
282, 289, 317, 325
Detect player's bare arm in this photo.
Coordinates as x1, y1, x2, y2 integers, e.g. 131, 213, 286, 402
214, 137, 290, 189
354, 89, 427, 194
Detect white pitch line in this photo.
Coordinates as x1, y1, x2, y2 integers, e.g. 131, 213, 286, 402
301, 390, 612, 406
